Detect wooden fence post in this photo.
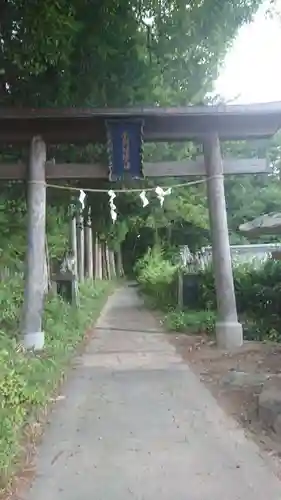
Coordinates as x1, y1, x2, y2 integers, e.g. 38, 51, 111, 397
22, 136, 46, 350
77, 212, 85, 282
70, 215, 78, 278
85, 210, 94, 280
178, 270, 183, 309
105, 243, 111, 280
95, 235, 103, 279
109, 249, 116, 279
116, 244, 124, 277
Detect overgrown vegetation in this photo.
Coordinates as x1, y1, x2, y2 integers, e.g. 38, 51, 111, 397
0, 181, 115, 490
0, 277, 113, 488
162, 309, 216, 334
135, 245, 281, 342
135, 246, 213, 334
135, 246, 178, 309
193, 259, 281, 341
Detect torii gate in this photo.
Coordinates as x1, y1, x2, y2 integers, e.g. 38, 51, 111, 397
1, 102, 281, 350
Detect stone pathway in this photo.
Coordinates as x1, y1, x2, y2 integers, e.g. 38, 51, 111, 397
25, 285, 281, 499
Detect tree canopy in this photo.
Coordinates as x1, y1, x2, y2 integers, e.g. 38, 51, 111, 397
2, 0, 280, 268
1, 0, 262, 107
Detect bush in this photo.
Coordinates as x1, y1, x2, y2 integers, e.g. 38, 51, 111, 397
136, 246, 281, 341
163, 309, 216, 334
0, 278, 113, 489
194, 259, 281, 341
135, 246, 178, 309
0, 276, 23, 334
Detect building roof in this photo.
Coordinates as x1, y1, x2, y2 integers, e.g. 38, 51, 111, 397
1, 102, 281, 143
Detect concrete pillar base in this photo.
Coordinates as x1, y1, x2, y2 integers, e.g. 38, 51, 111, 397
23, 331, 45, 351
216, 321, 243, 350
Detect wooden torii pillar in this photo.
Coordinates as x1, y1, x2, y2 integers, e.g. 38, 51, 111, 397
203, 133, 243, 349
22, 136, 46, 350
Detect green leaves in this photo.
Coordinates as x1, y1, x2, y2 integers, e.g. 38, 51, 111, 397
1, 0, 262, 107
163, 309, 216, 334
189, 259, 281, 341
1, 0, 78, 81
135, 245, 178, 308
0, 278, 113, 488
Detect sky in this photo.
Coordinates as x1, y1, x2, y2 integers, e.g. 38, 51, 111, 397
215, 0, 281, 104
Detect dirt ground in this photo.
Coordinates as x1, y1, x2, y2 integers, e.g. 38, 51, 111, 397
168, 333, 281, 471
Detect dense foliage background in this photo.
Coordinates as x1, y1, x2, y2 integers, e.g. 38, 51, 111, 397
2, 0, 280, 270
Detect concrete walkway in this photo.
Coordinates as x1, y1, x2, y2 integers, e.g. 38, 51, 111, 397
25, 285, 281, 499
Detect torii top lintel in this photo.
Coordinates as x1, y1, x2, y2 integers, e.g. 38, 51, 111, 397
1, 102, 281, 144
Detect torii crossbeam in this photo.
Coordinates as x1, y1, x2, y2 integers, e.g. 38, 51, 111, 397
2, 102, 281, 350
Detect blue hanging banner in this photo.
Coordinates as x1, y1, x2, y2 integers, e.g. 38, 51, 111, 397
106, 119, 144, 181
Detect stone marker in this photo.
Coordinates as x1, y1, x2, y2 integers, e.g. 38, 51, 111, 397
273, 414, 281, 435
222, 370, 269, 388
258, 388, 281, 430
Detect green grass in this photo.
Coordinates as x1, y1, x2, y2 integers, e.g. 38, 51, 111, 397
162, 309, 216, 335
0, 277, 114, 489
